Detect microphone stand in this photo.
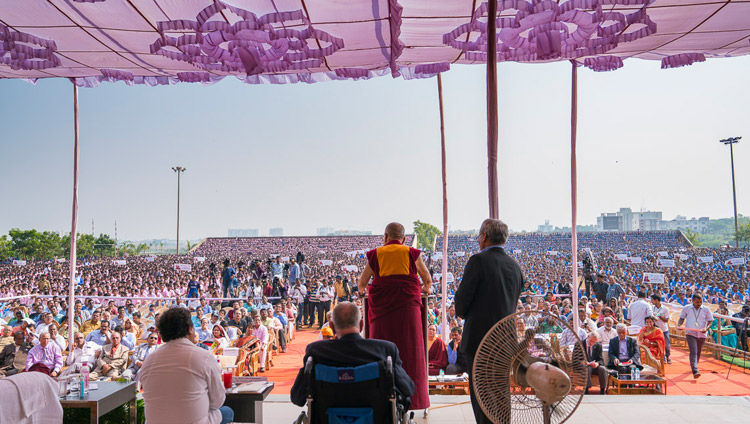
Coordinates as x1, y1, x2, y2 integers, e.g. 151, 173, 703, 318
726, 317, 748, 379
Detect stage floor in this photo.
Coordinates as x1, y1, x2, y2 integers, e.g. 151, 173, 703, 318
259, 394, 750, 423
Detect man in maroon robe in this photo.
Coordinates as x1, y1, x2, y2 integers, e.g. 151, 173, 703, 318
358, 222, 432, 411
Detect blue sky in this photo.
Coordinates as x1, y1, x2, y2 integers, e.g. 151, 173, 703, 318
1, 56, 748, 240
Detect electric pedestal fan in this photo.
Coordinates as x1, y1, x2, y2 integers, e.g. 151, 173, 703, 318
472, 310, 587, 424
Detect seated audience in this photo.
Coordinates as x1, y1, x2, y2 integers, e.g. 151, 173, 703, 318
85, 319, 111, 347
597, 317, 617, 346
89, 330, 128, 380
251, 316, 269, 372
0, 331, 32, 376
637, 316, 665, 359
607, 323, 642, 375
210, 325, 230, 355
61, 332, 97, 377
0, 326, 13, 350
122, 332, 159, 381
47, 324, 66, 351
25, 332, 63, 376
137, 307, 234, 424
290, 302, 414, 408
584, 332, 607, 395
446, 326, 465, 374
427, 324, 448, 375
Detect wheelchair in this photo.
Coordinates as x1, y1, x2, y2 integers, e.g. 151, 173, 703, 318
295, 356, 415, 424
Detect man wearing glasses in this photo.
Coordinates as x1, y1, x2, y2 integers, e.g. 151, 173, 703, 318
61, 332, 97, 376
123, 332, 159, 381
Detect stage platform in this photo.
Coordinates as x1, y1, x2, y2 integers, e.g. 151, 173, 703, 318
258, 394, 750, 423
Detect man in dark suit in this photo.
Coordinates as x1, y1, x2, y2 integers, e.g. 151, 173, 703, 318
607, 323, 642, 375
0, 331, 32, 376
290, 302, 414, 407
584, 332, 608, 394
454, 219, 523, 424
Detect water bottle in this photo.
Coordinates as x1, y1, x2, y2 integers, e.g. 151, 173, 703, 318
81, 362, 89, 393
635, 367, 640, 380
630, 365, 635, 380
79, 378, 85, 399
438, 369, 445, 382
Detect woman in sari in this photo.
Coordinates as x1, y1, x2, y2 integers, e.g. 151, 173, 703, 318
210, 325, 230, 355
710, 306, 738, 348
234, 327, 260, 376
427, 325, 448, 376
637, 316, 665, 359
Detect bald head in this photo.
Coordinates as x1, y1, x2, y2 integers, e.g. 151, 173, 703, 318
332, 302, 361, 332
384, 222, 405, 242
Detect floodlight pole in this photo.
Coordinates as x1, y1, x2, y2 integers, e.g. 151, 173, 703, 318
570, 61, 580, 332
172, 166, 186, 255
720, 137, 741, 248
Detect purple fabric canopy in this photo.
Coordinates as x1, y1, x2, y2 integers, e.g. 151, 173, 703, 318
2, 0, 749, 85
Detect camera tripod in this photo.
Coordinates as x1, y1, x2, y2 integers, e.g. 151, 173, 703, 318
726, 317, 749, 379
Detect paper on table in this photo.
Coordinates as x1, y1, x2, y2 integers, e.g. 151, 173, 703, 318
234, 382, 271, 394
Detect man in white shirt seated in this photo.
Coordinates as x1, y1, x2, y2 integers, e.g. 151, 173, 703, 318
597, 317, 617, 347
35, 313, 56, 336
138, 308, 234, 424
47, 324, 66, 351
61, 332, 99, 377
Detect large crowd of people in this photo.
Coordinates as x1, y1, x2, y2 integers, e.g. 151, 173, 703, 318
0, 231, 747, 392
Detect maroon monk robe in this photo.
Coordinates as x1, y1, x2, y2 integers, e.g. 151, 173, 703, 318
366, 240, 429, 410
428, 336, 448, 376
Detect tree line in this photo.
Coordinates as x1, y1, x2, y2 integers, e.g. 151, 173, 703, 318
0, 229, 149, 261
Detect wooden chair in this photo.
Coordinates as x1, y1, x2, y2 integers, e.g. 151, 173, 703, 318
638, 343, 665, 377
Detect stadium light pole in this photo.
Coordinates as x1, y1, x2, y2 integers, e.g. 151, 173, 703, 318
172, 166, 186, 255
720, 137, 741, 248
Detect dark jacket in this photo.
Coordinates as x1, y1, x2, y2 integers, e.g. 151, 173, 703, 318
607, 336, 642, 369
454, 246, 523, 366
0, 342, 32, 370
290, 333, 414, 407
585, 342, 605, 367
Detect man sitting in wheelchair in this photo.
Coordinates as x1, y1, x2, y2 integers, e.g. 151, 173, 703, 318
291, 302, 415, 424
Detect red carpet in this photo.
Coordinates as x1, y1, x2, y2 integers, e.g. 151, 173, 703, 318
263, 328, 320, 395
663, 346, 750, 395
264, 332, 750, 396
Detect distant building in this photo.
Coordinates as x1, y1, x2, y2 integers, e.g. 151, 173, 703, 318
537, 220, 554, 233
662, 216, 710, 233
330, 230, 372, 236
228, 228, 258, 237
269, 227, 284, 237
317, 227, 335, 236
597, 208, 663, 231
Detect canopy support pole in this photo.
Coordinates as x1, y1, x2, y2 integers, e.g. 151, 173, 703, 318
437, 73, 449, 342
486, 0, 499, 219
570, 60, 580, 332
67, 82, 80, 352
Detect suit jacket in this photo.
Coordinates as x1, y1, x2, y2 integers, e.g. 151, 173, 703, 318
127, 343, 157, 372
607, 336, 642, 369
0, 342, 32, 369
454, 246, 523, 367
290, 333, 414, 407
584, 342, 604, 367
